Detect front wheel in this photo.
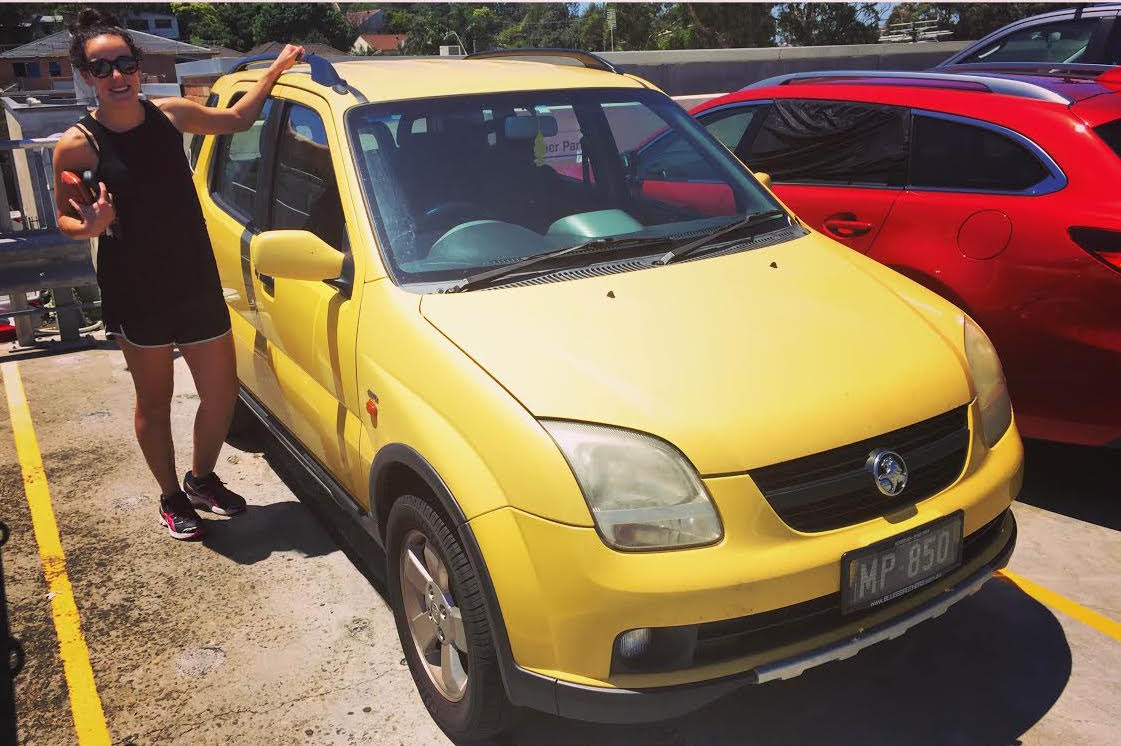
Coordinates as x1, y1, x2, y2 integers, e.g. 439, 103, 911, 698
387, 495, 516, 741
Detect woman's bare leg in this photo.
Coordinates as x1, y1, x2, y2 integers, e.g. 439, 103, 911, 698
117, 337, 178, 495
179, 330, 237, 480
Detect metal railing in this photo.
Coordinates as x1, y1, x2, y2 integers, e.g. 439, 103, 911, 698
0, 136, 99, 347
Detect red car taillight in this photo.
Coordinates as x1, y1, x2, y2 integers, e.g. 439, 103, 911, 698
1069, 227, 1121, 272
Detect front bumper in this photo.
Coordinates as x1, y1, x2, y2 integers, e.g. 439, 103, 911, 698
500, 508, 1016, 723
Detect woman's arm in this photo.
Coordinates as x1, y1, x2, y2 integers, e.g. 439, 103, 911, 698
52, 129, 114, 240
156, 43, 304, 136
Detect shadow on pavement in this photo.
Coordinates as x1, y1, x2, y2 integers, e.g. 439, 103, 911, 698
223, 432, 389, 594
1018, 439, 1121, 531
199, 499, 339, 565
495, 578, 1070, 746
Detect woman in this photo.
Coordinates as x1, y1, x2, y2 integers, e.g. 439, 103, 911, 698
53, 8, 303, 540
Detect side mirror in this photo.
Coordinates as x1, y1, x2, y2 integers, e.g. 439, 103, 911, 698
754, 171, 773, 190
251, 230, 344, 282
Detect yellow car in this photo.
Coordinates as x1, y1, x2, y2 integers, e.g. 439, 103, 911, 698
191, 50, 1022, 740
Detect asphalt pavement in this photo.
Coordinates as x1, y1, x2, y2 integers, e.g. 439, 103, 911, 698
2, 335, 1119, 746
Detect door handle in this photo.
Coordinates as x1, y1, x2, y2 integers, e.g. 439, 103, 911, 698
823, 216, 874, 239
254, 269, 275, 295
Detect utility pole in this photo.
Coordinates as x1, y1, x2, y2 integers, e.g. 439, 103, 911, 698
606, 5, 616, 52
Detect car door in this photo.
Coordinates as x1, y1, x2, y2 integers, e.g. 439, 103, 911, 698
872, 111, 1069, 422
251, 87, 366, 495
717, 98, 907, 253
197, 89, 288, 417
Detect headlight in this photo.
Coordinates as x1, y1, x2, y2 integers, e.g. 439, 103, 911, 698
541, 420, 722, 551
964, 318, 1012, 447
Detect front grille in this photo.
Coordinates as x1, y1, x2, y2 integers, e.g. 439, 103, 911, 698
748, 405, 970, 532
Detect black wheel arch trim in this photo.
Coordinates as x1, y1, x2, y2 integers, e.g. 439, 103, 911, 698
368, 443, 561, 714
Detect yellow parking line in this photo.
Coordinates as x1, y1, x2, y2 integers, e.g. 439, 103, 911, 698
2, 362, 111, 745
999, 569, 1121, 643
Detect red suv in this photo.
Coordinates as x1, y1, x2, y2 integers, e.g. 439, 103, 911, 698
683, 67, 1121, 447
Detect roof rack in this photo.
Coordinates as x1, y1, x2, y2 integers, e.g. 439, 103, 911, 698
939, 62, 1114, 78
230, 52, 349, 94
465, 48, 619, 74
744, 70, 1070, 104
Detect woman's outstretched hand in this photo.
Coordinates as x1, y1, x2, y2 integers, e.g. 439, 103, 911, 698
68, 181, 114, 236
270, 44, 305, 75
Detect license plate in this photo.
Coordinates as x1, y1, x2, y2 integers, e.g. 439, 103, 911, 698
841, 512, 963, 614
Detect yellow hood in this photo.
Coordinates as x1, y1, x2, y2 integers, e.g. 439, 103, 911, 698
421, 237, 972, 475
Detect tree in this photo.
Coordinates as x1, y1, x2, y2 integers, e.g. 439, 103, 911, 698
497, 3, 578, 49
251, 2, 354, 51
775, 3, 880, 46
654, 3, 776, 50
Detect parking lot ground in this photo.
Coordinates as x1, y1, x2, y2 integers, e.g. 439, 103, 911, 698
2, 336, 1120, 746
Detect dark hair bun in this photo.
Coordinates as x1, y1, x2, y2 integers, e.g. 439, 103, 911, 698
75, 7, 119, 31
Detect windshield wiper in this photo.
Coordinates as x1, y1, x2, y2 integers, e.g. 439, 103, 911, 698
655, 210, 790, 265
442, 235, 675, 293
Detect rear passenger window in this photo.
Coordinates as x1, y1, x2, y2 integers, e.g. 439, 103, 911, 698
910, 115, 1050, 192
270, 103, 347, 252
962, 18, 1099, 64
743, 100, 909, 186
1110, 22, 1121, 65
211, 96, 274, 220
188, 93, 218, 171
1095, 118, 1121, 159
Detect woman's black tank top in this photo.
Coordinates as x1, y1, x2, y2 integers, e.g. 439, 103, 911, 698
78, 99, 221, 326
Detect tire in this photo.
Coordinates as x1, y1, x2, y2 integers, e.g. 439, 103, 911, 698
387, 495, 516, 742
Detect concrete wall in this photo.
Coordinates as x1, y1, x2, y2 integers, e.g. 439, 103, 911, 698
598, 41, 971, 95
176, 41, 973, 100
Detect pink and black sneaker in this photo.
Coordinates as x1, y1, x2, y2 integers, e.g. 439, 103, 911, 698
158, 491, 205, 540
183, 471, 247, 516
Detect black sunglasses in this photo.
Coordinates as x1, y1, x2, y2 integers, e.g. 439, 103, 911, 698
85, 56, 139, 78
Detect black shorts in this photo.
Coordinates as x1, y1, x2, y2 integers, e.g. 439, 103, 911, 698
106, 292, 231, 348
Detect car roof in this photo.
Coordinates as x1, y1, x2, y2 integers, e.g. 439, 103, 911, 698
220, 57, 647, 104
705, 68, 1119, 109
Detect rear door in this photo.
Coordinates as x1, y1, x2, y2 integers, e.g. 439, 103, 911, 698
711, 98, 908, 253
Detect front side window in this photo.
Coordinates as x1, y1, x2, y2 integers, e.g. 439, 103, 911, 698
349, 88, 782, 287
1109, 20, 1121, 65
210, 96, 273, 220
270, 102, 347, 252
910, 115, 1050, 192
743, 99, 909, 186
698, 106, 763, 154
188, 93, 219, 171
962, 18, 1099, 64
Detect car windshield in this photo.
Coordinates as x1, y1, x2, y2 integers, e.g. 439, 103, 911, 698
347, 87, 784, 287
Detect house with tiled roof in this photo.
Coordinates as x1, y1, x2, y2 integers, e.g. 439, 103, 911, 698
0, 28, 215, 90
352, 33, 407, 55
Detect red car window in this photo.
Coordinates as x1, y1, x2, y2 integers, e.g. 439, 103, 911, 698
743, 99, 909, 187
909, 115, 1050, 192
1095, 118, 1121, 158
